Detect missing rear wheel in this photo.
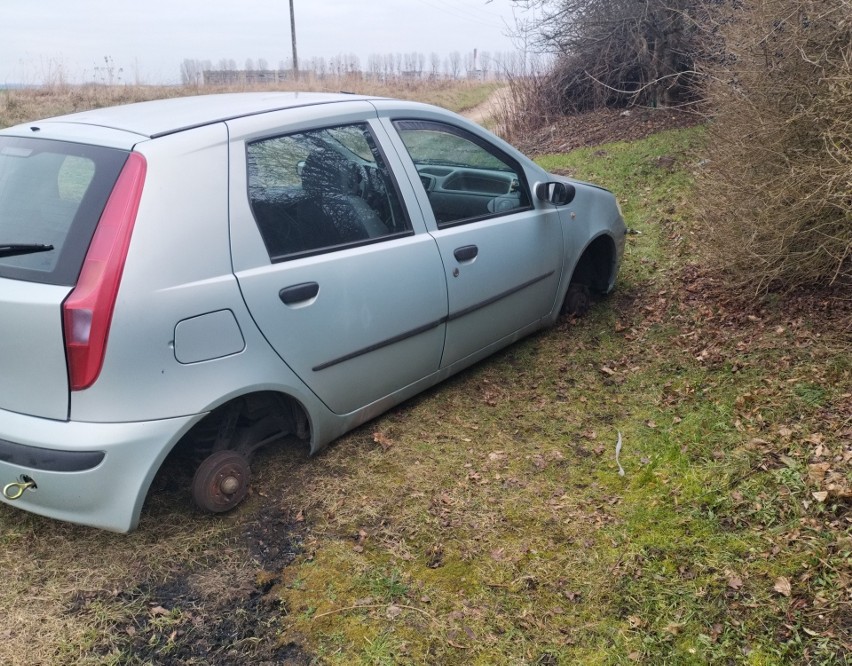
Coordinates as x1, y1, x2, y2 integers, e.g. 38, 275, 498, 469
191, 450, 250, 513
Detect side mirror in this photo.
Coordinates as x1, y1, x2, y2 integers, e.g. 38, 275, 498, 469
536, 181, 576, 206
296, 160, 306, 177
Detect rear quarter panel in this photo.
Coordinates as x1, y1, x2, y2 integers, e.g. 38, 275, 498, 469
68, 124, 323, 426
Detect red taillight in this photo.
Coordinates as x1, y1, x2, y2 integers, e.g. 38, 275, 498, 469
63, 152, 147, 391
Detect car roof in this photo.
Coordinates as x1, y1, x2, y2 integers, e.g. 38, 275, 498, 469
19, 92, 385, 140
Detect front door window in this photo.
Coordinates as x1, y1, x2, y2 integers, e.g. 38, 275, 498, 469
393, 120, 531, 227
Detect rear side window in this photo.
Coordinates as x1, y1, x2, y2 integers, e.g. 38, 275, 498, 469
246, 123, 411, 261
0, 137, 128, 285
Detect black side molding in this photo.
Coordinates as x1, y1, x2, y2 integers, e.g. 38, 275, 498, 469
313, 318, 446, 372
0, 438, 105, 472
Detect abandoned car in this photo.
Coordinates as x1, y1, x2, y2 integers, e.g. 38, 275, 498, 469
0, 93, 625, 531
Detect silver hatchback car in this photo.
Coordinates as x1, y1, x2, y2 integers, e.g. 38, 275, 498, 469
0, 93, 625, 531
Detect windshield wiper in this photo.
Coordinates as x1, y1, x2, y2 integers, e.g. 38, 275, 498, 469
0, 243, 54, 258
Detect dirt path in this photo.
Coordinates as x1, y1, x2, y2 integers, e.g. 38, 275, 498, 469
461, 86, 511, 129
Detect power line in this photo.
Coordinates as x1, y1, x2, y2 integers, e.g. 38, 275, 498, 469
408, 0, 506, 31
429, 0, 508, 25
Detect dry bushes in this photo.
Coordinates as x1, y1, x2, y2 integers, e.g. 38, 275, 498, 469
0, 84, 180, 129
513, 0, 709, 113
698, 0, 852, 292
492, 68, 564, 145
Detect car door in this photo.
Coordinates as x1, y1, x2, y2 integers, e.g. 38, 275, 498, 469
379, 114, 565, 368
227, 106, 447, 415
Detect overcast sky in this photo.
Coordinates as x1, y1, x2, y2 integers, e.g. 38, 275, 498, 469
2, 0, 533, 85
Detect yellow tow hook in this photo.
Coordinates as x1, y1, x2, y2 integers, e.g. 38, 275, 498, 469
3, 479, 36, 501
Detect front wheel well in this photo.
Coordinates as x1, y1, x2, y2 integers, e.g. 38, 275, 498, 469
560, 235, 616, 316
568, 235, 616, 294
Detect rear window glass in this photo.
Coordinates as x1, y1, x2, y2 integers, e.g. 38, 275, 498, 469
0, 137, 128, 285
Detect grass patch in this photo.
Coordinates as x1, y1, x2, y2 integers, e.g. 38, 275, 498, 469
537, 126, 706, 287
263, 125, 849, 663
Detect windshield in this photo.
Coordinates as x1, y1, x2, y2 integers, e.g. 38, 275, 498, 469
0, 136, 128, 285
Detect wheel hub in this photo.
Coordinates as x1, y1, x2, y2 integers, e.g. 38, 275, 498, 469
219, 474, 241, 495
191, 450, 251, 513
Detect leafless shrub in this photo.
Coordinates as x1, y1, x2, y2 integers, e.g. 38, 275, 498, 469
697, 0, 852, 292
492, 65, 564, 145
513, 0, 713, 112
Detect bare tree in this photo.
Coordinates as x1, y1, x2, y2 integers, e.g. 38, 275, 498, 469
491, 52, 505, 78
429, 52, 441, 79
480, 51, 492, 80
429, 51, 441, 79
309, 56, 327, 79
345, 53, 360, 75
367, 54, 383, 80
464, 51, 477, 78
404, 52, 417, 74
383, 54, 395, 80
180, 59, 203, 86
448, 51, 462, 79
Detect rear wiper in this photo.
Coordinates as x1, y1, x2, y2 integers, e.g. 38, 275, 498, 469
0, 243, 54, 258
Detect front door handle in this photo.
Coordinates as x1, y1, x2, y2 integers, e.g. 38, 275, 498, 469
279, 282, 319, 305
453, 245, 478, 262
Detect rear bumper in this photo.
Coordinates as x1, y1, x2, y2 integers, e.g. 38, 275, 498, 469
0, 408, 199, 532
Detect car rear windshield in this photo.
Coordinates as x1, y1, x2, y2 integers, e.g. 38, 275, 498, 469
0, 136, 129, 286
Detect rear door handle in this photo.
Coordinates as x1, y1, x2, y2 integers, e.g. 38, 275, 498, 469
453, 245, 478, 262
279, 282, 319, 305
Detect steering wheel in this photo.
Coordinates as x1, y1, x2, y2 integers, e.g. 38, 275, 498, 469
487, 194, 521, 213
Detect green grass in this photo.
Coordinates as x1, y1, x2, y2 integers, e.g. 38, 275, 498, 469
263, 125, 849, 663
537, 126, 705, 284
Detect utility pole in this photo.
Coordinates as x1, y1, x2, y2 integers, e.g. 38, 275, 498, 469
289, 0, 299, 80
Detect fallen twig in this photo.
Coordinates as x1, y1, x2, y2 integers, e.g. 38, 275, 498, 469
615, 430, 625, 476
313, 603, 435, 622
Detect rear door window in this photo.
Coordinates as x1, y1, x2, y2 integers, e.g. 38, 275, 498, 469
0, 137, 128, 285
246, 123, 411, 261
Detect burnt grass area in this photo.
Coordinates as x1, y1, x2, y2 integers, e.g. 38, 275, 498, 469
75, 506, 314, 664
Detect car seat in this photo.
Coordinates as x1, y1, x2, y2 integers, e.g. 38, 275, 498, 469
298, 150, 388, 246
